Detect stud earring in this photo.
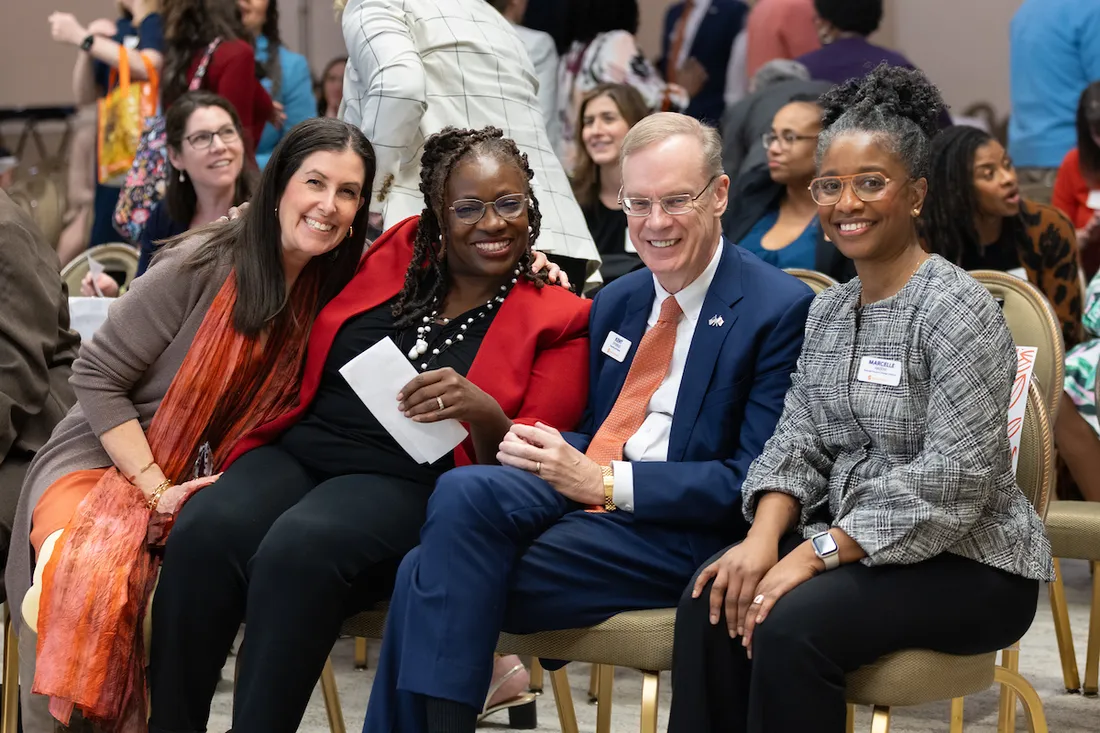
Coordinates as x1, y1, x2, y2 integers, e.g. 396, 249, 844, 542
912, 209, 921, 217
179, 171, 186, 183
527, 226, 533, 235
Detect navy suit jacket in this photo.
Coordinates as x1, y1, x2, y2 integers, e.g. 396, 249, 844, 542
658, 0, 748, 124
563, 240, 813, 540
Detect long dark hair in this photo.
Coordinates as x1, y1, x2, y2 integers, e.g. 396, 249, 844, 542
920, 124, 1025, 265
393, 127, 546, 327
571, 83, 650, 208
179, 118, 376, 335
162, 0, 246, 108
165, 91, 256, 225
254, 0, 283, 98
1076, 81, 1100, 187
567, 0, 638, 44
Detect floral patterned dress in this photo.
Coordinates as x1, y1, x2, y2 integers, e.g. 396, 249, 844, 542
1065, 271, 1100, 433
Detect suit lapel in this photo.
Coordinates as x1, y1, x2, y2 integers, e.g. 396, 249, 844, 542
596, 279, 655, 426
667, 241, 743, 461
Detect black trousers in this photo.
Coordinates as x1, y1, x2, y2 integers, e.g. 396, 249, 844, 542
147, 445, 433, 733
667, 535, 1040, 733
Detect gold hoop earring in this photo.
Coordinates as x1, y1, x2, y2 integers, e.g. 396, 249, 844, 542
347, 225, 353, 239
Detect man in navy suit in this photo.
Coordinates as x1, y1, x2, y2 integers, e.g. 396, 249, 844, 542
362, 112, 813, 733
658, 0, 749, 124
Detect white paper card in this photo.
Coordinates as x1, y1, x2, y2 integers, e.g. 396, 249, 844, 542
68, 297, 113, 342
338, 337, 468, 464
601, 331, 632, 362
856, 356, 902, 386
1007, 346, 1038, 477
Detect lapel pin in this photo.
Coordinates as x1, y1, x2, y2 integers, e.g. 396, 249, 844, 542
708, 315, 724, 327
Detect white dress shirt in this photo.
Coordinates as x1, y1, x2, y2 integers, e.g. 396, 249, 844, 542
610, 239, 724, 512
340, 0, 599, 274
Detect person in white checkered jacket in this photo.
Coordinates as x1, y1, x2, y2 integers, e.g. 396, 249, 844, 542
338, 0, 602, 289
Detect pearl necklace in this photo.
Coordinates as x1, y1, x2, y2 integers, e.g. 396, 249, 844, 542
406, 267, 521, 371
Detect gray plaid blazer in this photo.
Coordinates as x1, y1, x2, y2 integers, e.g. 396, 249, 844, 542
742, 255, 1054, 581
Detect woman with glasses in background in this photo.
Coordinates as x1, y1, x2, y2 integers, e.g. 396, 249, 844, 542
723, 95, 852, 280
669, 66, 1051, 732
147, 126, 588, 733
81, 92, 256, 297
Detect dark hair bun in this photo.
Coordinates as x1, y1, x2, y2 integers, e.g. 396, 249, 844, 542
820, 63, 944, 139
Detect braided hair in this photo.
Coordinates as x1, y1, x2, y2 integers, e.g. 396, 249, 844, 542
919, 125, 1025, 266
393, 126, 547, 327
817, 63, 945, 180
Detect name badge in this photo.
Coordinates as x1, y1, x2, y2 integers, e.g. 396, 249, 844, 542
1087, 190, 1100, 211
857, 356, 902, 386
601, 331, 632, 362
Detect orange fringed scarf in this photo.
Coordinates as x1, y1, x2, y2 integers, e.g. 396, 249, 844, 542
33, 266, 322, 732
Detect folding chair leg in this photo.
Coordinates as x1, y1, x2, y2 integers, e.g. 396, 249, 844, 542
320, 656, 347, 733
595, 665, 614, 733
588, 663, 599, 702
529, 658, 544, 694
1049, 558, 1081, 692
354, 637, 368, 670
950, 697, 964, 733
994, 666, 1049, 733
999, 646, 1019, 732
1085, 561, 1100, 695
870, 705, 891, 733
549, 667, 579, 733
2, 606, 19, 733
845, 703, 855, 733
639, 671, 659, 733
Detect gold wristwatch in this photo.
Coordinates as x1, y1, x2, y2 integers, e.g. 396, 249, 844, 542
601, 465, 617, 512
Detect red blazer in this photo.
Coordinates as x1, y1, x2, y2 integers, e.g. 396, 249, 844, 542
1053, 147, 1092, 230
188, 39, 273, 156
225, 216, 592, 468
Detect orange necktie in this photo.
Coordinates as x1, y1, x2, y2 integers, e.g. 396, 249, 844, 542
663, 0, 695, 111
586, 295, 683, 466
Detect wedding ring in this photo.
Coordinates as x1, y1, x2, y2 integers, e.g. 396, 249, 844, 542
436, 396, 445, 411
535, 461, 542, 474
752, 594, 765, 605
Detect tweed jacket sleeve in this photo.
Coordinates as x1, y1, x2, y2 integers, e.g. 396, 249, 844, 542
832, 283, 1018, 566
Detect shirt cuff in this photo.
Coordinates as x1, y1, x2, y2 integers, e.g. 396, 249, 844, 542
611, 460, 634, 513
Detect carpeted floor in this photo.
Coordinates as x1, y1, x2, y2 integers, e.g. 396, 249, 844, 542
205, 559, 1098, 732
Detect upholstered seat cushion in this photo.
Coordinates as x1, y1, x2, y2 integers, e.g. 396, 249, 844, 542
845, 649, 997, 706
1045, 500, 1100, 561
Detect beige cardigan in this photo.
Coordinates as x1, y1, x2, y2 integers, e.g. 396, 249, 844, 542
4, 234, 229, 633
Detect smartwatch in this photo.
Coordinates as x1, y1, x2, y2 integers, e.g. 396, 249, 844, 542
80, 34, 96, 52
810, 531, 840, 570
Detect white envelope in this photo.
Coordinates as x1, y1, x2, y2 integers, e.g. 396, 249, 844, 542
338, 336, 468, 464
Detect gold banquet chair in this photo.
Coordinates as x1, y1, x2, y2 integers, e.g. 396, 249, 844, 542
1041, 368, 1100, 697
846, 381, 1053, 733
59, 243, 141, 296
784, 267, 839, 294
970, 270, 1065, 421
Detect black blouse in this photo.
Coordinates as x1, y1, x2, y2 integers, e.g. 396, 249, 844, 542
584, 202, 643, 285
280, 298, 496, 484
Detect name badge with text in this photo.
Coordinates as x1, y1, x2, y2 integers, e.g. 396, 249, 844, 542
1087, 190, 1100, 211
601, 332, 632, 362
857, 356, 902, 386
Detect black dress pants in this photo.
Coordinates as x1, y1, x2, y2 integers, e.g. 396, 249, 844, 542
668, 534, 1040, 733
147, 445, 433, 733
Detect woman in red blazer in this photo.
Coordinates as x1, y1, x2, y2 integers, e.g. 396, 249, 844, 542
146, 127, 591, 733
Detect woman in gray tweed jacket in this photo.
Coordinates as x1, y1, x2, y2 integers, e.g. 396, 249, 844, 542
669, 65, 1054, 732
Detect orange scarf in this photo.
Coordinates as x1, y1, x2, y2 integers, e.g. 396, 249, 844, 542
33, 266, 321, 732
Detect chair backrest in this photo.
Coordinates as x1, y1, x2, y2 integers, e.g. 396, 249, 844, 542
59, 243, 141, 295
784, 268, 838, 295
9, 172, 65, 247
970, 270, 1064, 422
1017, 381, 1054, 520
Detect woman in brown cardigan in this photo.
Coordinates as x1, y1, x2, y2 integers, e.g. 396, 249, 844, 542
6, 117, 375, 732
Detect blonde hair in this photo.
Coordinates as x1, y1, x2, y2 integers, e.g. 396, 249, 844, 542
620, 112, 724, 179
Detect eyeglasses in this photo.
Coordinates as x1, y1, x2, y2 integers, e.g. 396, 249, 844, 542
619, 175, 718, 217
762, 131, 819, 150
185, 125, 240, 150
809, 172, 895, 206
449, 193, 528, 225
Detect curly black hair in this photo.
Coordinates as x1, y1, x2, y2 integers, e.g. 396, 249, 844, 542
919, 124, 1024, 267
392, 127, 547, 327
813, 0, 883, 36
817, 63, 945, 179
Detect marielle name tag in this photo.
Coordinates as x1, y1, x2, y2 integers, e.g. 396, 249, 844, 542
857, 356, 902, 386
601, 331, 632, 362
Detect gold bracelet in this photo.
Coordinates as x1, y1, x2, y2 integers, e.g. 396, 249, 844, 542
146, 479, 173, 511
126, 459, 157, 483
